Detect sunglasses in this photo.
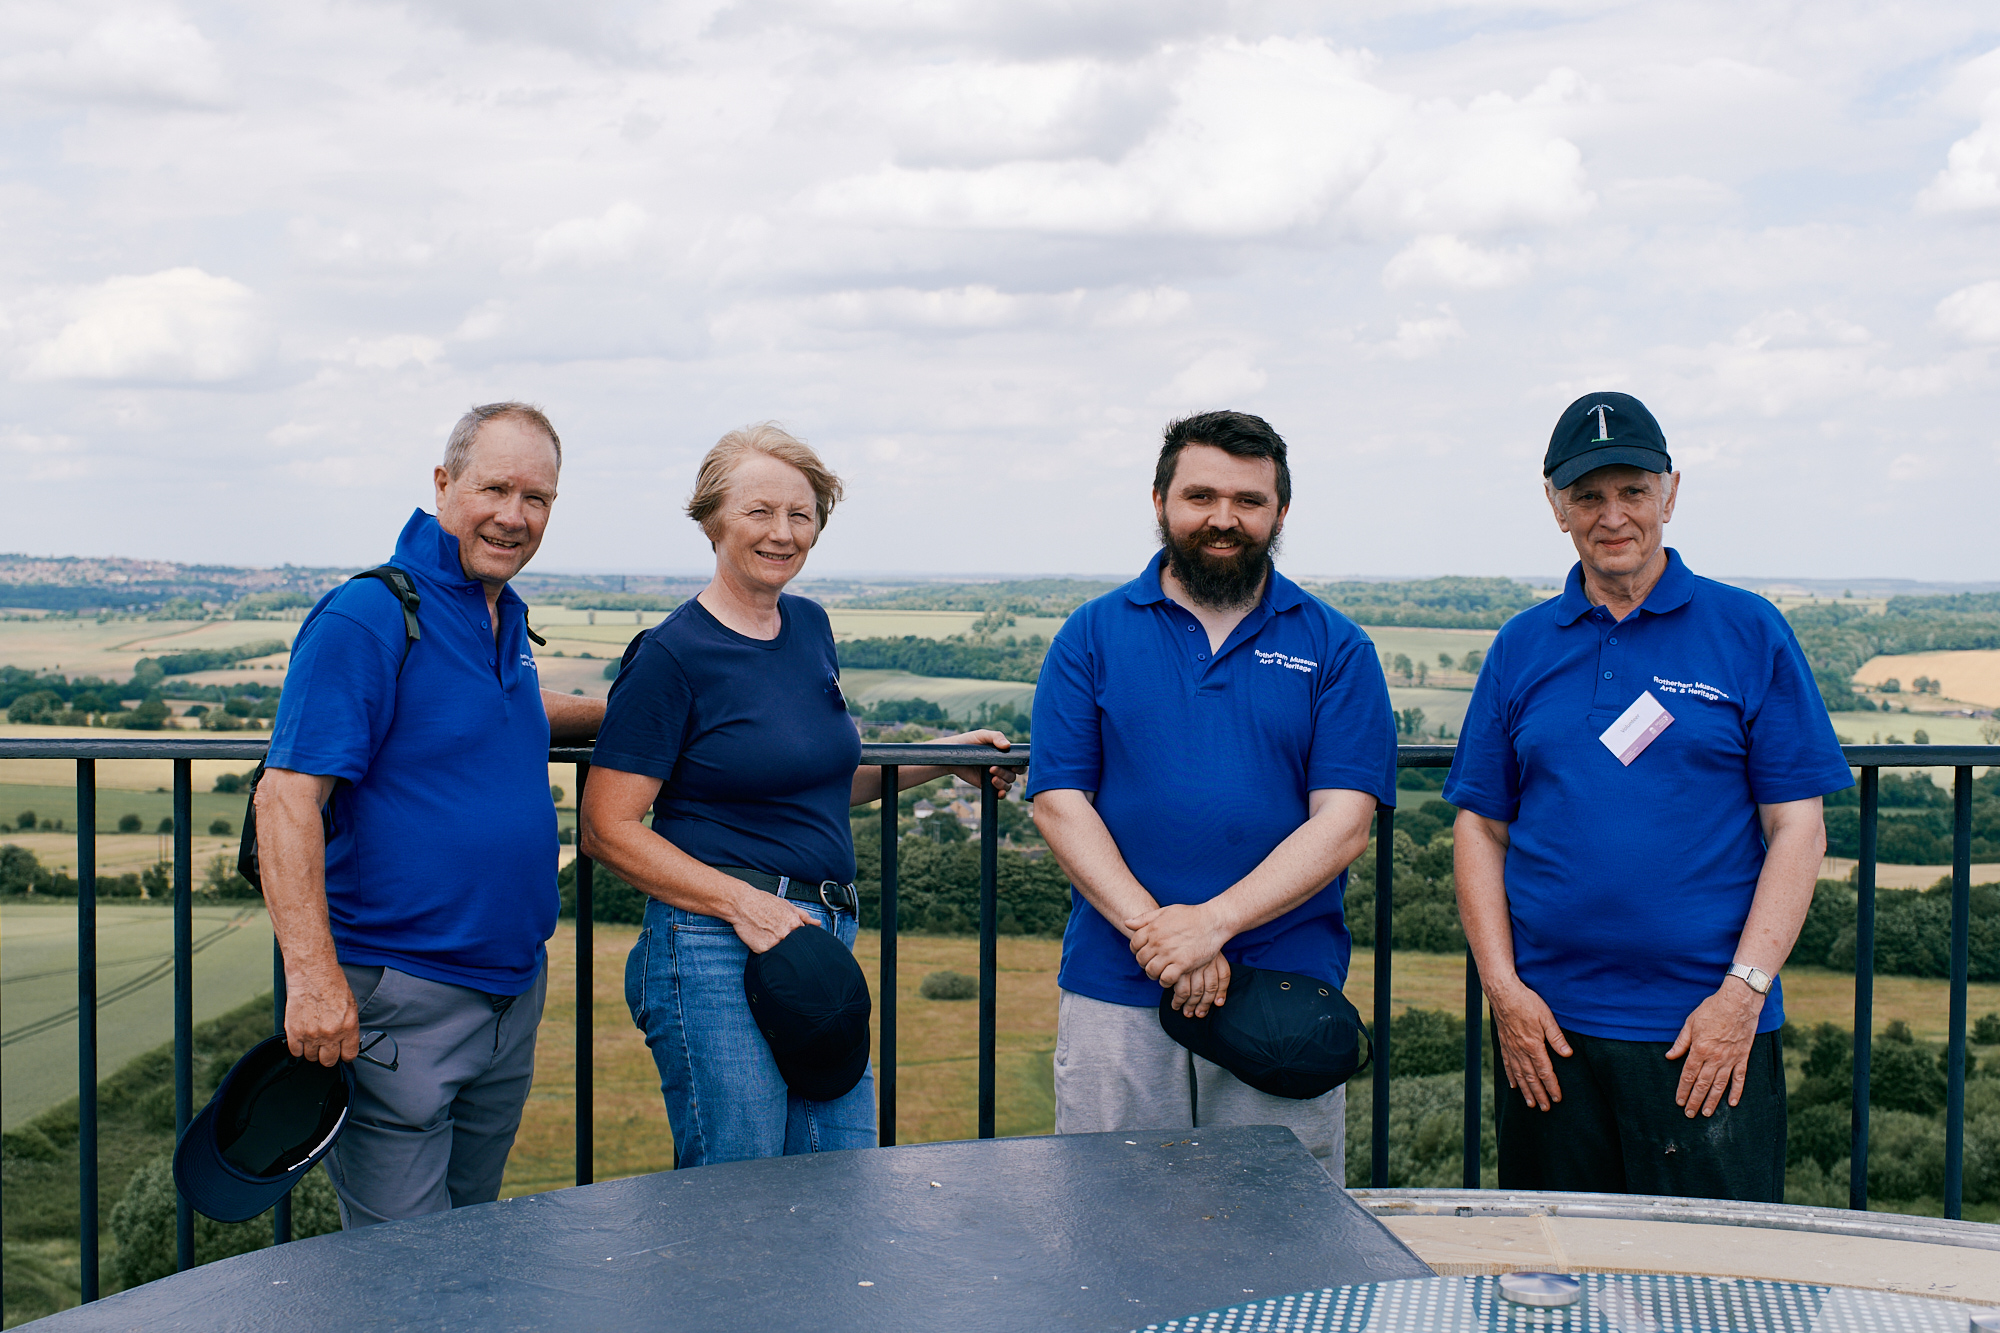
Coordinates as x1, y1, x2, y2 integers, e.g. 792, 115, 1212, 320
357, 1030, 399, 1072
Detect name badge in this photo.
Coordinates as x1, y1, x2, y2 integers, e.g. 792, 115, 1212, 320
1599, 690, 1673, 766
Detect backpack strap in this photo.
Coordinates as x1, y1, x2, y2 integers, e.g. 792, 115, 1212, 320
348, 566, 422, 675
240, 566, 420, 893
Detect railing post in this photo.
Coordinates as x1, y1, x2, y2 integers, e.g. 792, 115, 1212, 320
1849, 767, 1877, 1211
173, 758, 193, 1271
1371, 805, 1394, 1188
575, 760, 593, 1188
273, 939, 291, 1245
877, 765, 898, 1148
978, 782, 998, 1140
1945, 766, 1972, 1220
1463, 949, 1481, 1189
76, 759, 100, 1302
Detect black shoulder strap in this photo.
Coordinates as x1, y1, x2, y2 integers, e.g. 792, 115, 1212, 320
349, 565, 422, 675
524, 617, 546, 648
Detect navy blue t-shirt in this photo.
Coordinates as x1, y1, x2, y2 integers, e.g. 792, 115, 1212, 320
1027, 554, 1399, 1008
1443, 549, 1854, 1042
266, 510, 557, 995
591, 595, 861, 884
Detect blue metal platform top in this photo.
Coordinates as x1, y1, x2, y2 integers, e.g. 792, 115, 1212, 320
29, 1125, 1430, 1332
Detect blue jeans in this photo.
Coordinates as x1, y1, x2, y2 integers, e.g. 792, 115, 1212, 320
625, 896, 876, 1168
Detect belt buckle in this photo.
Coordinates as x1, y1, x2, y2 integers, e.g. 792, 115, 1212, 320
818, 880, 855, 914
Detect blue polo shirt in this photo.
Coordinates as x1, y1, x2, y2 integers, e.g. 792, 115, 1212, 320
1443, 549, 1852, 1042
266, 509, 557, 995
1028, 553, 1398, 1008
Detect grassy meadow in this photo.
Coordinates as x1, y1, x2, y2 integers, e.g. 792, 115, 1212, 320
499, 925, 2000, 1197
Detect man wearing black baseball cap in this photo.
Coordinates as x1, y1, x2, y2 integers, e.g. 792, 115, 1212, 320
1443, 391, 1851, 1201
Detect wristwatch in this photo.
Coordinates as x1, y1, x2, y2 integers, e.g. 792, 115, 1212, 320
1727, 962, 1773, 995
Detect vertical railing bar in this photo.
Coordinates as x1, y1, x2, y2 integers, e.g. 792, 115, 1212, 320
575, 760, 593, 1188
1371, 804, 1394, 1189
1849, 767, 1877, 1212
978, 781, 998, 1140
877, 765, 899, 1148
1944, 766, 1972, 1220
76, 759, 100, 1302
1462, 948, 1481, 1189
273, 938, 291, 1245
173, 758, 193, 1271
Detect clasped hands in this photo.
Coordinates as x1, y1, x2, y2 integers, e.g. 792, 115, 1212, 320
1126, 901, 1234, 1019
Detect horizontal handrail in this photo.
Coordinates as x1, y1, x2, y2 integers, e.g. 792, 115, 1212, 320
9, 738, 1994, 766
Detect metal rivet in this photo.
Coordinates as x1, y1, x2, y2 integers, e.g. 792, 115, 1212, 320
1499, 1273, 1581, 1307
1279, 981, 1291, 989
1319, 988, 1329, 996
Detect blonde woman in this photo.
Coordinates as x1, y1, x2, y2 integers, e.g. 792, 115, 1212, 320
579, 423, 1011, 1165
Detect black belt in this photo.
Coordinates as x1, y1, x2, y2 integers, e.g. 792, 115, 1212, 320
714, 865, 859, 915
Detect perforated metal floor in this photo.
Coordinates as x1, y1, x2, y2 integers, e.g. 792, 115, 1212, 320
1137, 1274, 1988, 1333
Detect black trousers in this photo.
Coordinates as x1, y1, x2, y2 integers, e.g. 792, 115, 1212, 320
1493, 1025, 1787, 1202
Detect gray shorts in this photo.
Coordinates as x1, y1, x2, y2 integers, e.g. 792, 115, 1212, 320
325, 963, 547, 1228
1053, 988, 1346, 1179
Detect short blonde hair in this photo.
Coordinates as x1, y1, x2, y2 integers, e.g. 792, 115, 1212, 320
686, 422, 844, 538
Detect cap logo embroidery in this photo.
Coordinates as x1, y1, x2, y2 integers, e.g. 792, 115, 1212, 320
1590, 404, 1614, 441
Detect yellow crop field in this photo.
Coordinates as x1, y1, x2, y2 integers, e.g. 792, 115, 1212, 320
1854, 649, 2000, 710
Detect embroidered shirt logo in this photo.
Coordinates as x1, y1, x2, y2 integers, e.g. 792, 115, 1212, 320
519, 653, 538, 670
1254, 649, 1316, 674
1651, 674, 1728, 702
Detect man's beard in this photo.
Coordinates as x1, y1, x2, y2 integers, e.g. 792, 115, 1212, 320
1158, 519, 1281, 610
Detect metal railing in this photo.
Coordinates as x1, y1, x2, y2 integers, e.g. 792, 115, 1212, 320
1, 737, 1993, 1305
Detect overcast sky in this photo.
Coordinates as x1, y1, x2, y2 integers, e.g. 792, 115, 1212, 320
4, 1, 1998, 581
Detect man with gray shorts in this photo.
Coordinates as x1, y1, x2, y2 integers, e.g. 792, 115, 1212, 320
258, 403, 603, 1226
1028, 412, 1397, 1175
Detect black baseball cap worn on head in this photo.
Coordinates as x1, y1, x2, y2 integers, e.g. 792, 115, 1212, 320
744, 925, 872, 1103
1157, 965, 1372, 1101
174, 1034, 355, 1223
1545, 391, 1671, 489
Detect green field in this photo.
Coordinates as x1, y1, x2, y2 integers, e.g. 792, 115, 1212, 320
0, 785, 245, 838
0, 903, 277, 1130
838, 669, 1036, 721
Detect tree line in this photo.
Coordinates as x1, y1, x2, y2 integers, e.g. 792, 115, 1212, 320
1787, 592, 2000, 711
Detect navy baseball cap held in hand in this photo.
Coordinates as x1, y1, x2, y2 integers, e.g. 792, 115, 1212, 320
744, 924, 872, 1103
1544, 391, 1672, 489
173, 1034, 355, 1223
1158, 966, 1372, 1100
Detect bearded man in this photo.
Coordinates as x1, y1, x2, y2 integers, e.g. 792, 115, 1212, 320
1028, 410, 1397, 1176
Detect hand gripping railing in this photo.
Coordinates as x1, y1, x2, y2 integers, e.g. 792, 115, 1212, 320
3, 736, 1992, 1307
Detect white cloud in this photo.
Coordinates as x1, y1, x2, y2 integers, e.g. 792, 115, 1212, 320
1162, 348, 1266, 403
332, 334, 446, 371
1918, 91, 2000, 214
21, 268, 263, 382
1382, 308, 1467, 359
1886, 452, 1937, 481
0, 9, 229, 108
1936, 280, 2000, 343
2, 0, 1999, 578
529, 202, 651, 270
810, 39, 1594, 240
1382, 234, 1532, 290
